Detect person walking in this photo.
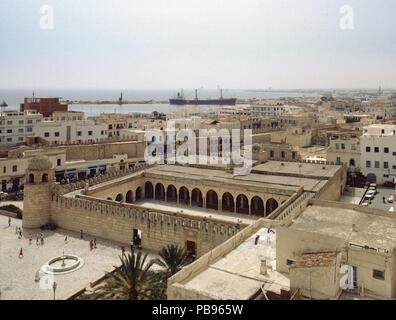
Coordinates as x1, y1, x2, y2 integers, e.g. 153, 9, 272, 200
18, 248, 23, 258
89, 240, 93, 251
29, 234, 32, 245
80, 230, 83, 239
8, 216, 11, 227
64, 236, 68, 244
93, 238, 97, 249
40, 233, 44, 246
130, 239, 134, 252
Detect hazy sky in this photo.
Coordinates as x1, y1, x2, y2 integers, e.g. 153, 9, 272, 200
0, 0, 395, 89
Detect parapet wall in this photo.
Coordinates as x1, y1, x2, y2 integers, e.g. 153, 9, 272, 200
50, 195, 244, 257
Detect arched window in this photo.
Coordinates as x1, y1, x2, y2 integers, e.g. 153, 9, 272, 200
115, 193, 123, 202
206, 190, 218, 210
251, 196, 264, 216
191, 188, 203, 207
167, 185, 177, 202
266, 198, 278, 215
126, 190, 133, 203
179, 187, 190, 205
155, 183, 165, 201
236, 194, 249, 214
42, 173, 48, 182
29, 174, 34, 183
222, 193, 234, 212
349, 158, 356, 167
136, 187, 142, 201
145, 181, 154, 199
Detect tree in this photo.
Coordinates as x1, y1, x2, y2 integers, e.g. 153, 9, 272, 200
154, 244, 190, 279
152, 111, 159, 119
91, 251, 156, 300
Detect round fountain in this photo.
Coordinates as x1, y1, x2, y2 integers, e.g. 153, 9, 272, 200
42, 250, 84, 275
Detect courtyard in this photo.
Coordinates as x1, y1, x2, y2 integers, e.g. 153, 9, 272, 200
0, 214, 160, 300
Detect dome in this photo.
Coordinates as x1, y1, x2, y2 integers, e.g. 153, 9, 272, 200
27, 156, 53, 171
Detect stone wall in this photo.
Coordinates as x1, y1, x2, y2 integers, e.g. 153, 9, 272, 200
50, 195, 244, 257
65, 141, 145, 161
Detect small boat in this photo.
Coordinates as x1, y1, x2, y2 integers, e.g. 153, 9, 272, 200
0, 100, 8, 107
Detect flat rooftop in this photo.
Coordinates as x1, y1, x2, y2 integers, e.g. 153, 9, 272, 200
290, 203, 396, 252
179, 227, 289, 300
145, 163, 330, 193
252, 161, 341, 178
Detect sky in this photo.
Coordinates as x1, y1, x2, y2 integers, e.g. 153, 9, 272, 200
0, 0, 395, 90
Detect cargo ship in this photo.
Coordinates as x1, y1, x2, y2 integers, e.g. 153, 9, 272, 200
169, 89, 236, 105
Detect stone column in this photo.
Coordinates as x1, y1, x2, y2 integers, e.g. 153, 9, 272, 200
218, 200, 222, 212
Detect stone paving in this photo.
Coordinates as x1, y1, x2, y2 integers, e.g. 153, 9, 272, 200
0, 215, 160, 300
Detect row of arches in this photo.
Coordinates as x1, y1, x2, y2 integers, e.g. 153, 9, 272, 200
111, 182, 279, 217
28, 173, 48, 183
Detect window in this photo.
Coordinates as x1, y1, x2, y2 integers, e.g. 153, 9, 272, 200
7, 138, 12, 142
374, 147, 379, 153
27, 127, 32, 132
7, 129, 12, 134
375, 161, 380, 169
18, 128, 23, 133
287, 259, 294, 266
373, 269, 385, 280
27, 119, 33, 124
77, 131, 82, 136
55, 132, 60, 137
384, 162, 389, 169
44, 132, 50, 137
349, 159, 355, 167
18, 137, 23, 141
88, 131, 93, 136
18, 120, 24, 124
57, 159, 61, 166
384, 147, 389, 153
3, 167, 6, 173
381, 129, 385, 134
341, 144, 345, 150
351, 144, 356, 151
12, 165, 17, 172
336, 157, 341, 165
366, 147, 371, 152
7, 120, 12, 125
281, 151, 285, 158
270, 150, 274, 158
366, 161, 371, 168
336, 143, 340, 150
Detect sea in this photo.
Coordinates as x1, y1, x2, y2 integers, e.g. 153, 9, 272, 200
0, 89, 321, 117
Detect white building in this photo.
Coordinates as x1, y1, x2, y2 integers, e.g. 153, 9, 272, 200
0, 110, 43, 146
33, 119, 108, 144
360, 124, 396, 184
250, 105, 285, 117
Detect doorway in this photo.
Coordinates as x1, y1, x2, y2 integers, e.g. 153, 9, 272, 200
186, 240, 197, 257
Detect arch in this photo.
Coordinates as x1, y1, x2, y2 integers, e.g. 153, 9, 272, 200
191, 188, 203, 207
126, 190, 133, 203
349, 158, 356, 167
42, 173, 48, 182
222, 192, 234, 212
29, 173, 35, 183
144, 181, 154, 199
167, 184, 177, 202
179, 186, 190, 206
135, 187, 142, 201
251, 196, 264, 216
206, 190, 218, 210
366, 173, 377, 183
266, 198, 278, 215
106, 197, 112, 201
155, 183, 165, 201
115, 193, 123, 202
236, 194, 249, 214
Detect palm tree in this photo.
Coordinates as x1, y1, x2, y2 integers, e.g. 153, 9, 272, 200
154, 244, 190, 278
91, 250, 156, 300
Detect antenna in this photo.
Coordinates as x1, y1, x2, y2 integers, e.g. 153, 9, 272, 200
195, 89, 198, 100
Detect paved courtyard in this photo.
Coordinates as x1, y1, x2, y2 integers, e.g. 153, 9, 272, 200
0, 215, 160, 300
